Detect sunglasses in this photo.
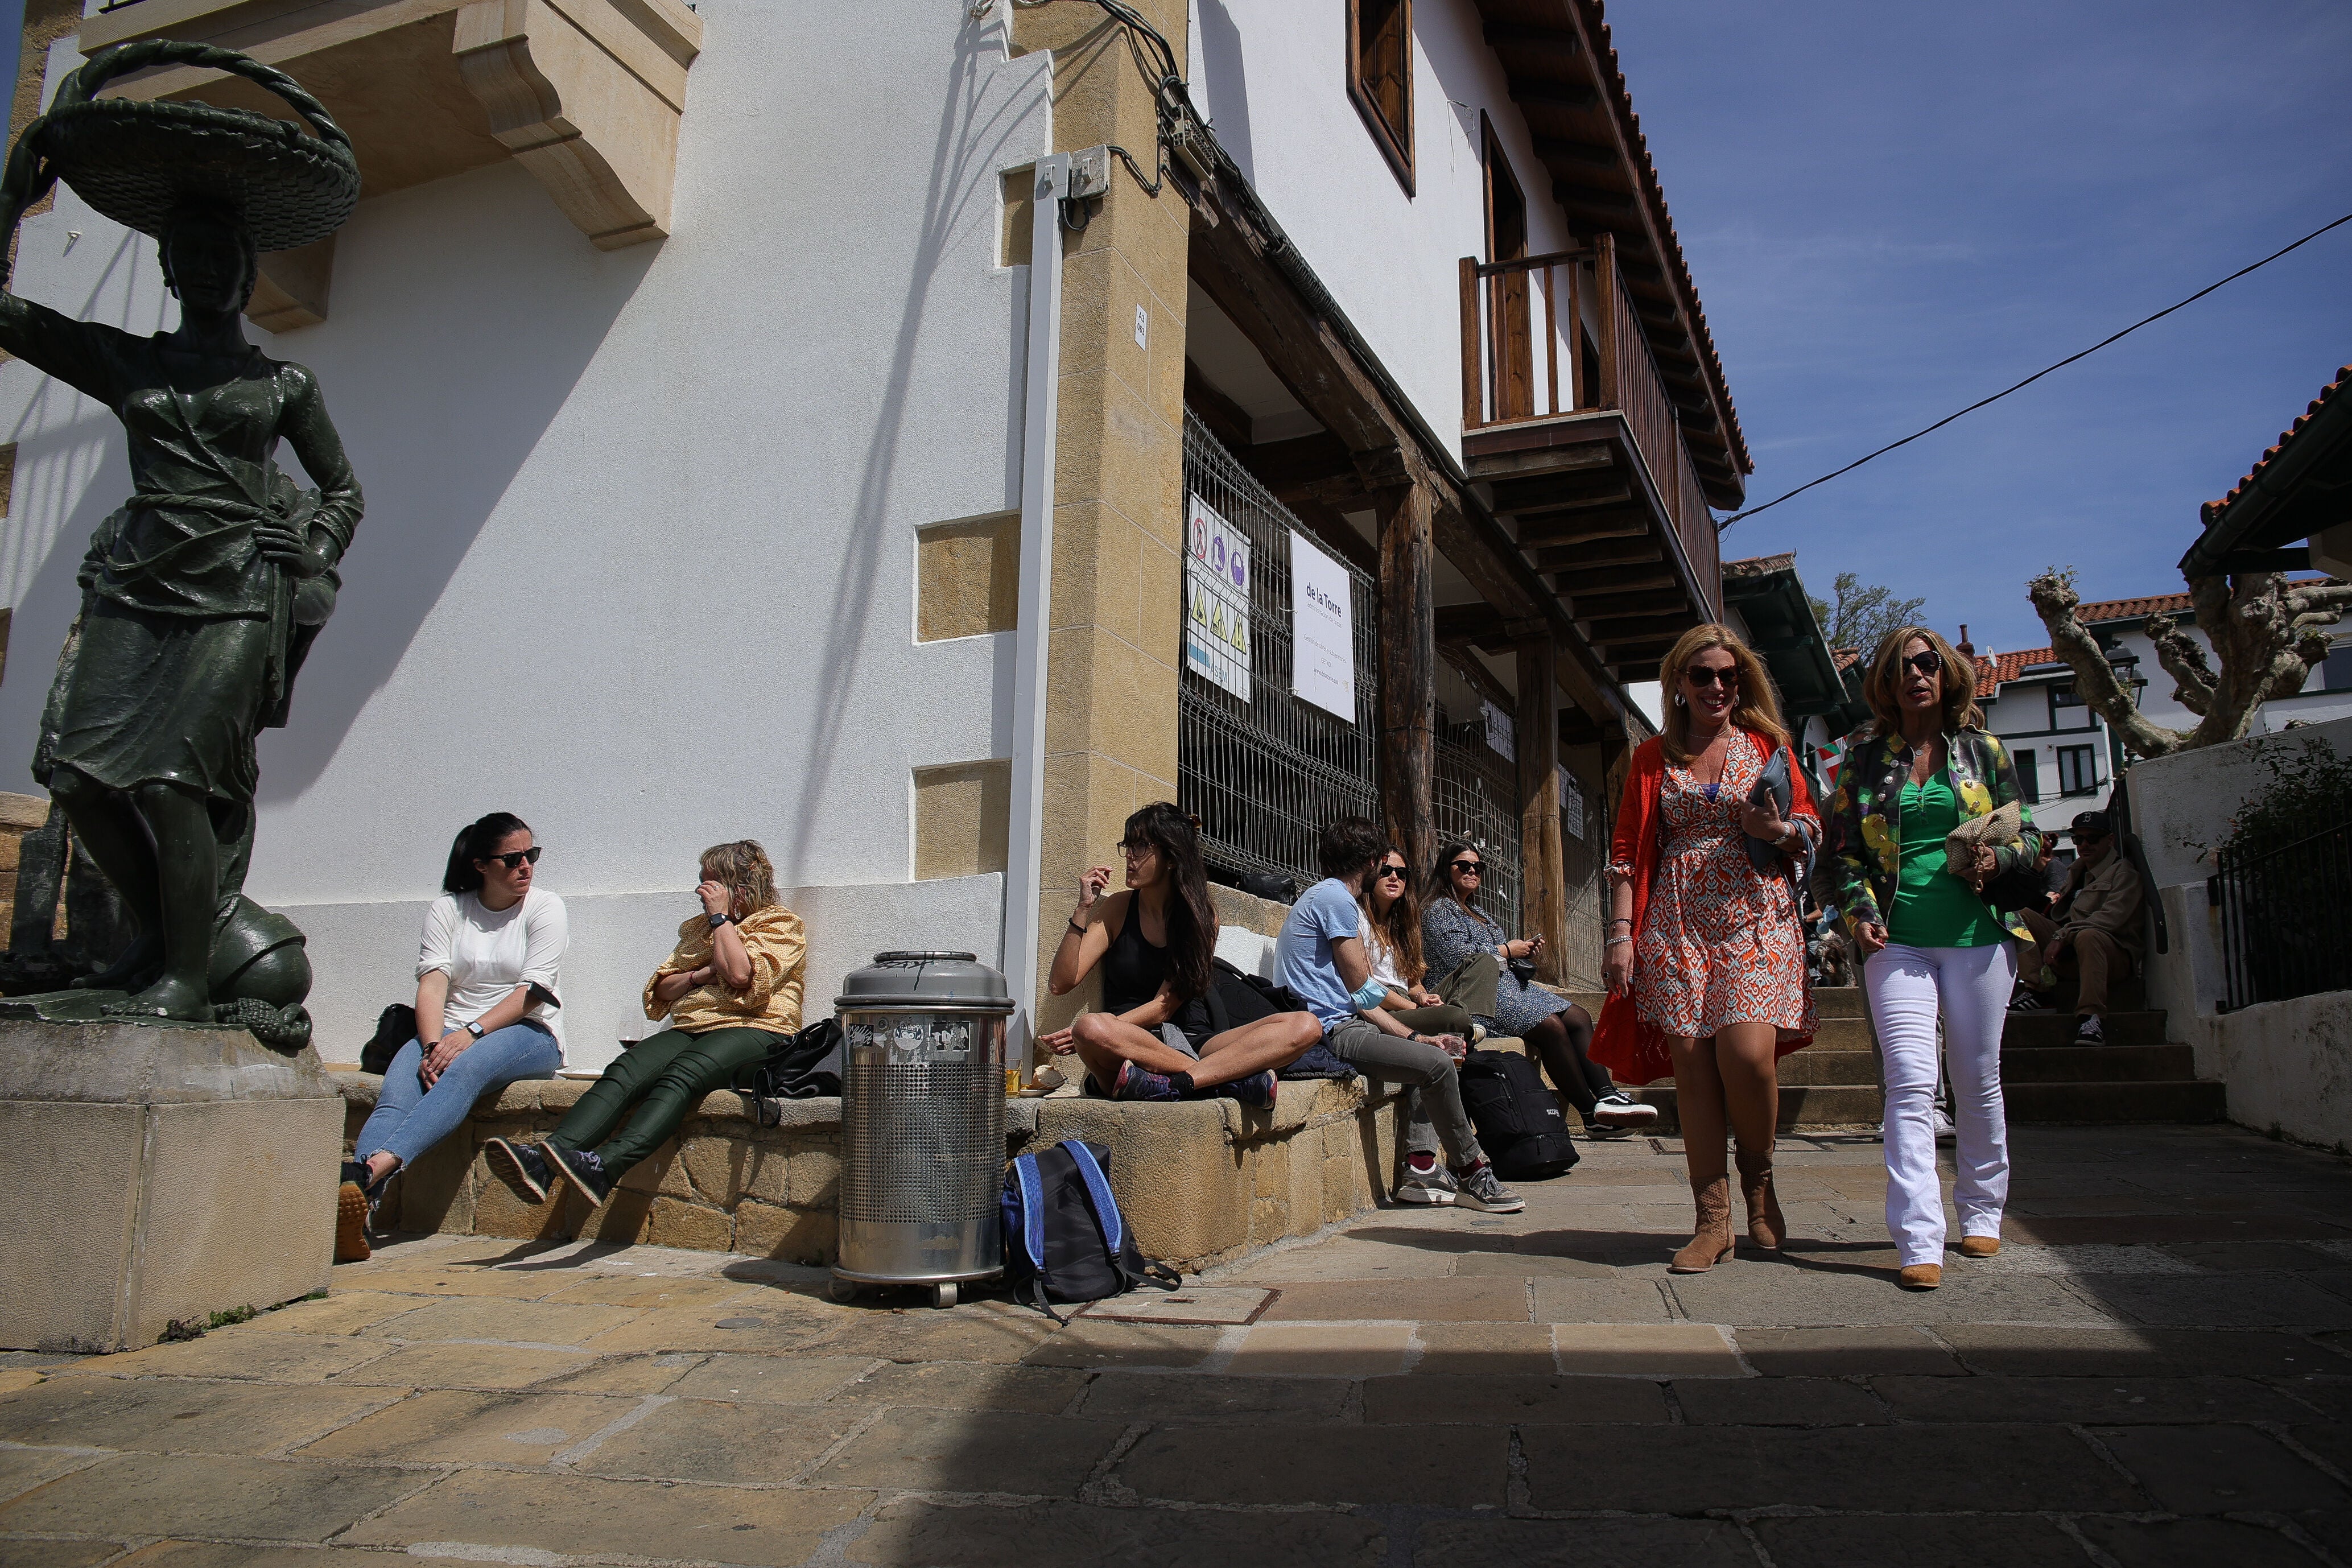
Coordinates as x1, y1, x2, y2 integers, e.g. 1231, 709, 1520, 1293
1901, 650, 1944, 677
1377, 862, 1408, 880
483, 847, 542, 869
1116, 839, 1154, 859
1685, 666, 1738, 688
1450, 859, 1483, 874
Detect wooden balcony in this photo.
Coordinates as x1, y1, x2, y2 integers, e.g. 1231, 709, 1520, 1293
1458, 233, 1721, 681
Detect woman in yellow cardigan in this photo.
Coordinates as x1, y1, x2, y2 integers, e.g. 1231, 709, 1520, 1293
486, 840, 804, 1208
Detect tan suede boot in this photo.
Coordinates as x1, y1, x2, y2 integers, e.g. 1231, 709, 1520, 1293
1670, 1175, 1735, 1273
1734, 1148, 1786, 1251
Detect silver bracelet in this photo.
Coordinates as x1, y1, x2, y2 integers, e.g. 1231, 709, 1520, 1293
1605, 935, 1633, 947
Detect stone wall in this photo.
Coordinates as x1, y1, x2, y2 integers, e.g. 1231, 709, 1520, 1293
338, 1075, 1406, 1276
2177, 992, 2352, 1153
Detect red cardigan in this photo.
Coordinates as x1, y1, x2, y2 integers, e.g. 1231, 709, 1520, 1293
1590, 732, 1818, 1087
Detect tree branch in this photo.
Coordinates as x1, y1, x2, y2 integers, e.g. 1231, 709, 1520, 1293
2028, 568, 2186, 757
2147, 611, 2217, 716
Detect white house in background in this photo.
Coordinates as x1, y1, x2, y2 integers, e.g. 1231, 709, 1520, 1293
1967, 585, 2352, 846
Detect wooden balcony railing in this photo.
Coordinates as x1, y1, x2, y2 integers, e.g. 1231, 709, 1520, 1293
1460, 234, 1718, 612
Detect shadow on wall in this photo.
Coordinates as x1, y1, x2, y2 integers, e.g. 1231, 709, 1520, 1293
254, 168, 658, 802
783, 14, 1042, 884
1194, 0, 1252, 183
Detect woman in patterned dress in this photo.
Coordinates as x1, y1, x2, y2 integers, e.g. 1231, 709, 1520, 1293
1594, 625, 1819, 1272
1822, 628, 2041, 1290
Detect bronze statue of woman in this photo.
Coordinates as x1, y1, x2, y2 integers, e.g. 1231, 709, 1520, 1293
0, 43, 363, 1026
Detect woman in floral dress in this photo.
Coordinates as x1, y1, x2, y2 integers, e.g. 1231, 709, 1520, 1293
1595, 625, 1818, 1272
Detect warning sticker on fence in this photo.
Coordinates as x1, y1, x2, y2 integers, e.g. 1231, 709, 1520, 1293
1186, 493, 1252, 701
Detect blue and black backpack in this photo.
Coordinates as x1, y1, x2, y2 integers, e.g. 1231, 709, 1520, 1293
1000, 1140, 1181, 1321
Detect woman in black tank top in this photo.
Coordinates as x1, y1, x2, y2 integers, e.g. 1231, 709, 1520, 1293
1042, 802, 1321, 1105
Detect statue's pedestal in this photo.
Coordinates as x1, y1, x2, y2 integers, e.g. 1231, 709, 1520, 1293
0, 1017, 341, 1351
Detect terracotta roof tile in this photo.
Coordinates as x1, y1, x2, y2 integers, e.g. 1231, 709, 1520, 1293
1831, 648, 1860, 672
1975, 647, 2060, 699
1723, 552, 1794, 576
2205, 364, 2352, 525
2075, 591, 2193, 624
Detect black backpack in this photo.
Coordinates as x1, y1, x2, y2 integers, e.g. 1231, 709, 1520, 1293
1000, 1140, 1178, 1322
732, 1017, 844, 1101
360, 1003, 416, 1075
1458, 1048, 1580, 1181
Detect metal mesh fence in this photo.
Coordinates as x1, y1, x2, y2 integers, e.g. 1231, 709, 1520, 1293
1433, 732, 1522, 936
1178, 408, 1381, 892
2215, 823, 2352, 1010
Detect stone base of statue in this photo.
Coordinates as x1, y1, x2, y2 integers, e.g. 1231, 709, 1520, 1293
0, 1016, 341, 1352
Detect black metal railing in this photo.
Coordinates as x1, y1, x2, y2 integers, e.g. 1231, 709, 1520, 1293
1177, 408, 1381, 894
2213, 822, 2352, 1010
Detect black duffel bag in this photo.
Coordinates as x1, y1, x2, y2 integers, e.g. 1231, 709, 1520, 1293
1458, 1047, 1579, 1181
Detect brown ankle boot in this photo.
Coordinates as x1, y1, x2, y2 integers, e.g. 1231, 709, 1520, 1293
1734, 1148, 1786, 1251
1670, 1175, 1735, 1273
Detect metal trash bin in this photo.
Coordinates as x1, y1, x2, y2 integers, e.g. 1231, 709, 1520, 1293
831, 950, 1014, 1309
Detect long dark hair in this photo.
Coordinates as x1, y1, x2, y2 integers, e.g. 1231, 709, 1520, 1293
1358, 848, 1425, 984
1425, 836, 1480, 910
1125, 802, 1216, 1005
443, 812, 531, 895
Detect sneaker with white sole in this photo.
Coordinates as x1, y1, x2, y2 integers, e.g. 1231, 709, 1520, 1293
2074, 1013, 2106, 1044
1454, 1161, 1525, 1213
1933, 1108, 1955, 1142
1394, 1159, 1458, 1206
1590, 1090, 1659, 1129
2009, 991, 2052, 1012
546, 1144, 616, 1207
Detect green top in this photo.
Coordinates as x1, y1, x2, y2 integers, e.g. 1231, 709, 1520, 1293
1889, 770, 2011, 948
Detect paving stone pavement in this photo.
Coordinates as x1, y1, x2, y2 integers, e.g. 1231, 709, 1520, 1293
6, 1124, 2352, 1566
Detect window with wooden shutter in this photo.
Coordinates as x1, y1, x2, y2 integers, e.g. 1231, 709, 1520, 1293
1349, 0, 1415, 193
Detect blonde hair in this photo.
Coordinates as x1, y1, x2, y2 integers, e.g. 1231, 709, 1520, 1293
700, 839, 777, 918
1660, 624, 1791, 765
1862, 625, 1984, 736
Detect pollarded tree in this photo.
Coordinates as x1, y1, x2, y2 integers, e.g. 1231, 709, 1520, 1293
2028, 567, 2350, 757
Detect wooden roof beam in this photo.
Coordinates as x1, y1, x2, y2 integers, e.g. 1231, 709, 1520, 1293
1508, 76, 1599, 109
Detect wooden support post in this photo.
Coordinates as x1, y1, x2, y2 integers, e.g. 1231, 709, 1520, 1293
1377, 478, 1437, 876
1595, 230, 1619, 409
1516, 636, 1567, 984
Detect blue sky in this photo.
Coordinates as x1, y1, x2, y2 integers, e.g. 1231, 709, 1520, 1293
1606, 0, 2352, 656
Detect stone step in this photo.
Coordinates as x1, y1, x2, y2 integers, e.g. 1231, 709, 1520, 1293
1808, 1016, 1872, 1050
2035, 974, 2148, 1012
1999, 1043, 2200, 1082
1780, 1049, 1879, 1086
1619, 1070, 2227, 1130
1619, 1082, 1885, 1130
2004, 1009, 2166, 1048
2005, 1079, 2229, 1123
1566, 988, 1867, 1022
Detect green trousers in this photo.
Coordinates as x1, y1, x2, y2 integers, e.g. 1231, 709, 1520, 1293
546, 1025, 782, 1178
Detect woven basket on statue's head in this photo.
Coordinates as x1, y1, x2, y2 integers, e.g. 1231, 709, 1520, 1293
12, 40, 358, 252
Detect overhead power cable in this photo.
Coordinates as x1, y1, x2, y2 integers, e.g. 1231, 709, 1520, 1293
1718, 208, 2352, 532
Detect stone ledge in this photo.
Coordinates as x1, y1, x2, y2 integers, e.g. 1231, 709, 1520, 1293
335, 1071, 1405, 1275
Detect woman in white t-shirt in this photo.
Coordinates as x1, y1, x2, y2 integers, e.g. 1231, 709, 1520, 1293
340, 812, 567, 1258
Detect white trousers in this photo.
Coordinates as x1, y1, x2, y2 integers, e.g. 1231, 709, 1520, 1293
1865, 941, 2018, 1266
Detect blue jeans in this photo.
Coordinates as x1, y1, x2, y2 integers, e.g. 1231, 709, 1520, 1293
356, 1021, 562, 1170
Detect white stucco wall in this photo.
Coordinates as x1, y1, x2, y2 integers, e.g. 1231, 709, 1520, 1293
2126, 719, 2352, 1133
0, 5, 1049, 1066
1188, 0, 1585, 456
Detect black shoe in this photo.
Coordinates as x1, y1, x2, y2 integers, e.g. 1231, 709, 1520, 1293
484, 1136, 556, 1204
2073, 1014, 2106, 1045
545, 1143, 615, 1206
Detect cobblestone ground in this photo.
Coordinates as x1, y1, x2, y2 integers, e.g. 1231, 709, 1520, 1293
6, 1124, 2352, 1566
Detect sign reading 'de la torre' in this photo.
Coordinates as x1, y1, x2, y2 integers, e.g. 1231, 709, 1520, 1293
1185, 493, 1252, 700
1289, 529, 1355, 721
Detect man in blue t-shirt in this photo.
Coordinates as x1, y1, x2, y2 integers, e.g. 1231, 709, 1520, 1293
1274, 817, 1522, 1213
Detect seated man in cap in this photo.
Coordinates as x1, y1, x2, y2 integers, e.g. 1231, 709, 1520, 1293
2011, 811, 2143, 1043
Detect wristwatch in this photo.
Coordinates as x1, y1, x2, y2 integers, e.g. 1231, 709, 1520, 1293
464, 1020, 484, 1039
707, 911, 731, 929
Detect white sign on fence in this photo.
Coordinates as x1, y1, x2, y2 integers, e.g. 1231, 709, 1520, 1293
1559, 768, 1586, 839
1185, 494, 1252, 701
1483, 701, 1516, 761
1289, 529, 1356, 721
